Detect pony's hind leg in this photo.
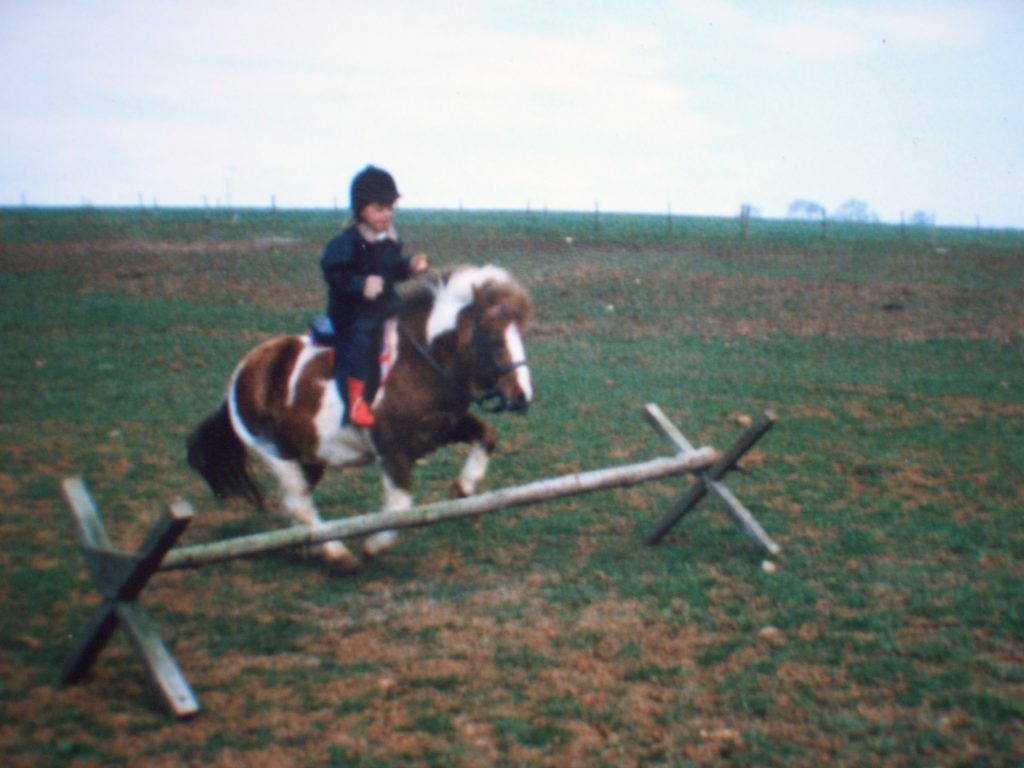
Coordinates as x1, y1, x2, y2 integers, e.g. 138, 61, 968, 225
263, 454, 360, 572
363, 469, 411, 559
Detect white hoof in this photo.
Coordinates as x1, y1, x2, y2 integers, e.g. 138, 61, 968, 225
320, 541, 361, 573
363, 530, 399, 559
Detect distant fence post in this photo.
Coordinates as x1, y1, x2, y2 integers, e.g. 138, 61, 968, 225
739, 204, 751, 241
594, 200, 600, 238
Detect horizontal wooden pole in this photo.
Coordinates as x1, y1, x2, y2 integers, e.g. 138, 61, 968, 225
161, 447, 721, 571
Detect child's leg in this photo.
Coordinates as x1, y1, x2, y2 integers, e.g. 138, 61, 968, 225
340, 331, 375, 427
343, 331, 373, 382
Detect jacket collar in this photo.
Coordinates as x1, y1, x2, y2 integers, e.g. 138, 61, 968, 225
357, 222, 400, 243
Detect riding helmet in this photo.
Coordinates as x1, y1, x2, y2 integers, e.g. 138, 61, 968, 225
350, 165, 400, 214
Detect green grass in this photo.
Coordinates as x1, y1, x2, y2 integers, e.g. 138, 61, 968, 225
1, 206, 1022, 766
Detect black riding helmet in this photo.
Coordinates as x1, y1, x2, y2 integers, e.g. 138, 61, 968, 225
350, 165, 400, 214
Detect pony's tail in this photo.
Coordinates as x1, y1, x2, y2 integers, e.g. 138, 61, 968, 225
186, 401, 264, 507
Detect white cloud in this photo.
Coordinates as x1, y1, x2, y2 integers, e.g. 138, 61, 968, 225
856, 4, 995, 50
669, 0, 745, 26
0, 0, 1021, 225
759, 22, 866, 60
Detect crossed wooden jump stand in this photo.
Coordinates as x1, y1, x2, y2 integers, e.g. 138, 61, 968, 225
61, 404, 777, 719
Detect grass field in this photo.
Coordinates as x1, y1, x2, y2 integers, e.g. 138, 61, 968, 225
1, 207, 1022, 766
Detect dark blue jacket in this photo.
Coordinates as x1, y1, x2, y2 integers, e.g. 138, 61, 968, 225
320, 225, 413, 333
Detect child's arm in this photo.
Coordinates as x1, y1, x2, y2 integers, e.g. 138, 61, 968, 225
409, 252, 429, 275
321, 232, 367, 297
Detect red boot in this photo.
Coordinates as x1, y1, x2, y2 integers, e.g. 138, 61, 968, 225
347, 378, 375, 428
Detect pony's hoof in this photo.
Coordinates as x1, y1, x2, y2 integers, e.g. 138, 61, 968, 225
449, 481, 469, 499
363, 530, 399, 559
321, 541, 361, 573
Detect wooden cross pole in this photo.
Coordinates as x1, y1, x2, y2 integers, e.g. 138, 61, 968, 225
643, 404, 780, 555
60, 478, 199, 719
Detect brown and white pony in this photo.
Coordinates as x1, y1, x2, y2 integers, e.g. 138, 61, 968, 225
187, 265, 532, 571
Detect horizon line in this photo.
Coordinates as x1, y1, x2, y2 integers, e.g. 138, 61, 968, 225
1, 202, 1018, 233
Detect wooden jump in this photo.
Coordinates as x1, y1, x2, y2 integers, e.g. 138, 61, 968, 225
60, 404, 777, 718
160, 446, 720, 571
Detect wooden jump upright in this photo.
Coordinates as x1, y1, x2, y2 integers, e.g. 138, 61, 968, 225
60, 404, 777, 718
60, 479, 199, 718
642, 404, 779, 554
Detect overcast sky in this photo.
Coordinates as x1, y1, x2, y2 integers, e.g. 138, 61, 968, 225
1, 0, 1022, 227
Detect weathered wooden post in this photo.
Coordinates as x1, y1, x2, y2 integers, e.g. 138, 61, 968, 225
643, 404, 779, 554
60, 478, 199, 718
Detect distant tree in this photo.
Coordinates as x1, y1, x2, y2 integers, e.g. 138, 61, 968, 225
833, 199, 878, 223
787, 199, 826, 219
908, 210, 934, 226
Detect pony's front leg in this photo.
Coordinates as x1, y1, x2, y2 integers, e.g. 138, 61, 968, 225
265, 455, 360, 572
449, 414, 497, 498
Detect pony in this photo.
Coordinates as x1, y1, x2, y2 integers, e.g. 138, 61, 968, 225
186, 264, 533, 571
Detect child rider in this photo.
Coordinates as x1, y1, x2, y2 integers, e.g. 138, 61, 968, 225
320, 165, 429, 428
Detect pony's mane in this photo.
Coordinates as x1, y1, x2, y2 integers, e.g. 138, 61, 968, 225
421, 265, 530, 343
396, 279, 438, 319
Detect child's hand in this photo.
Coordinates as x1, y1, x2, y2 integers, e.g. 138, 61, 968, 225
410, 253, 429, 275
363, 275, 384, 299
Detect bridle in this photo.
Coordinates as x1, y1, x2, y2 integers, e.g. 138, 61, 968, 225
398, 322, 528, 413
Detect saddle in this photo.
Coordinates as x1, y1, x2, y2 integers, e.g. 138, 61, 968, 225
308, 314, 338, 346
308, 315, 398, 402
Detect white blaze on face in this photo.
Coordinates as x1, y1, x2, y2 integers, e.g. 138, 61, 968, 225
504, 323, 532, 402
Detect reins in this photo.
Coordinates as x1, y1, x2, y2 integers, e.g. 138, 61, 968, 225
396, 323, 527, 414
397, 323, 471, 401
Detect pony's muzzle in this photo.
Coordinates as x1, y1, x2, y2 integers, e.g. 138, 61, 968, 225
483, 357, 531, 414
476, 381, 531, 414
508, 391, 530, 413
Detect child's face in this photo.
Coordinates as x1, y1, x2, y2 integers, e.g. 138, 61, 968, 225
360, 202, 395, 234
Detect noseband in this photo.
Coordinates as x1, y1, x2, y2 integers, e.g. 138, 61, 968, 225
399, 324, 527, 413
474, 358, 529, 412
